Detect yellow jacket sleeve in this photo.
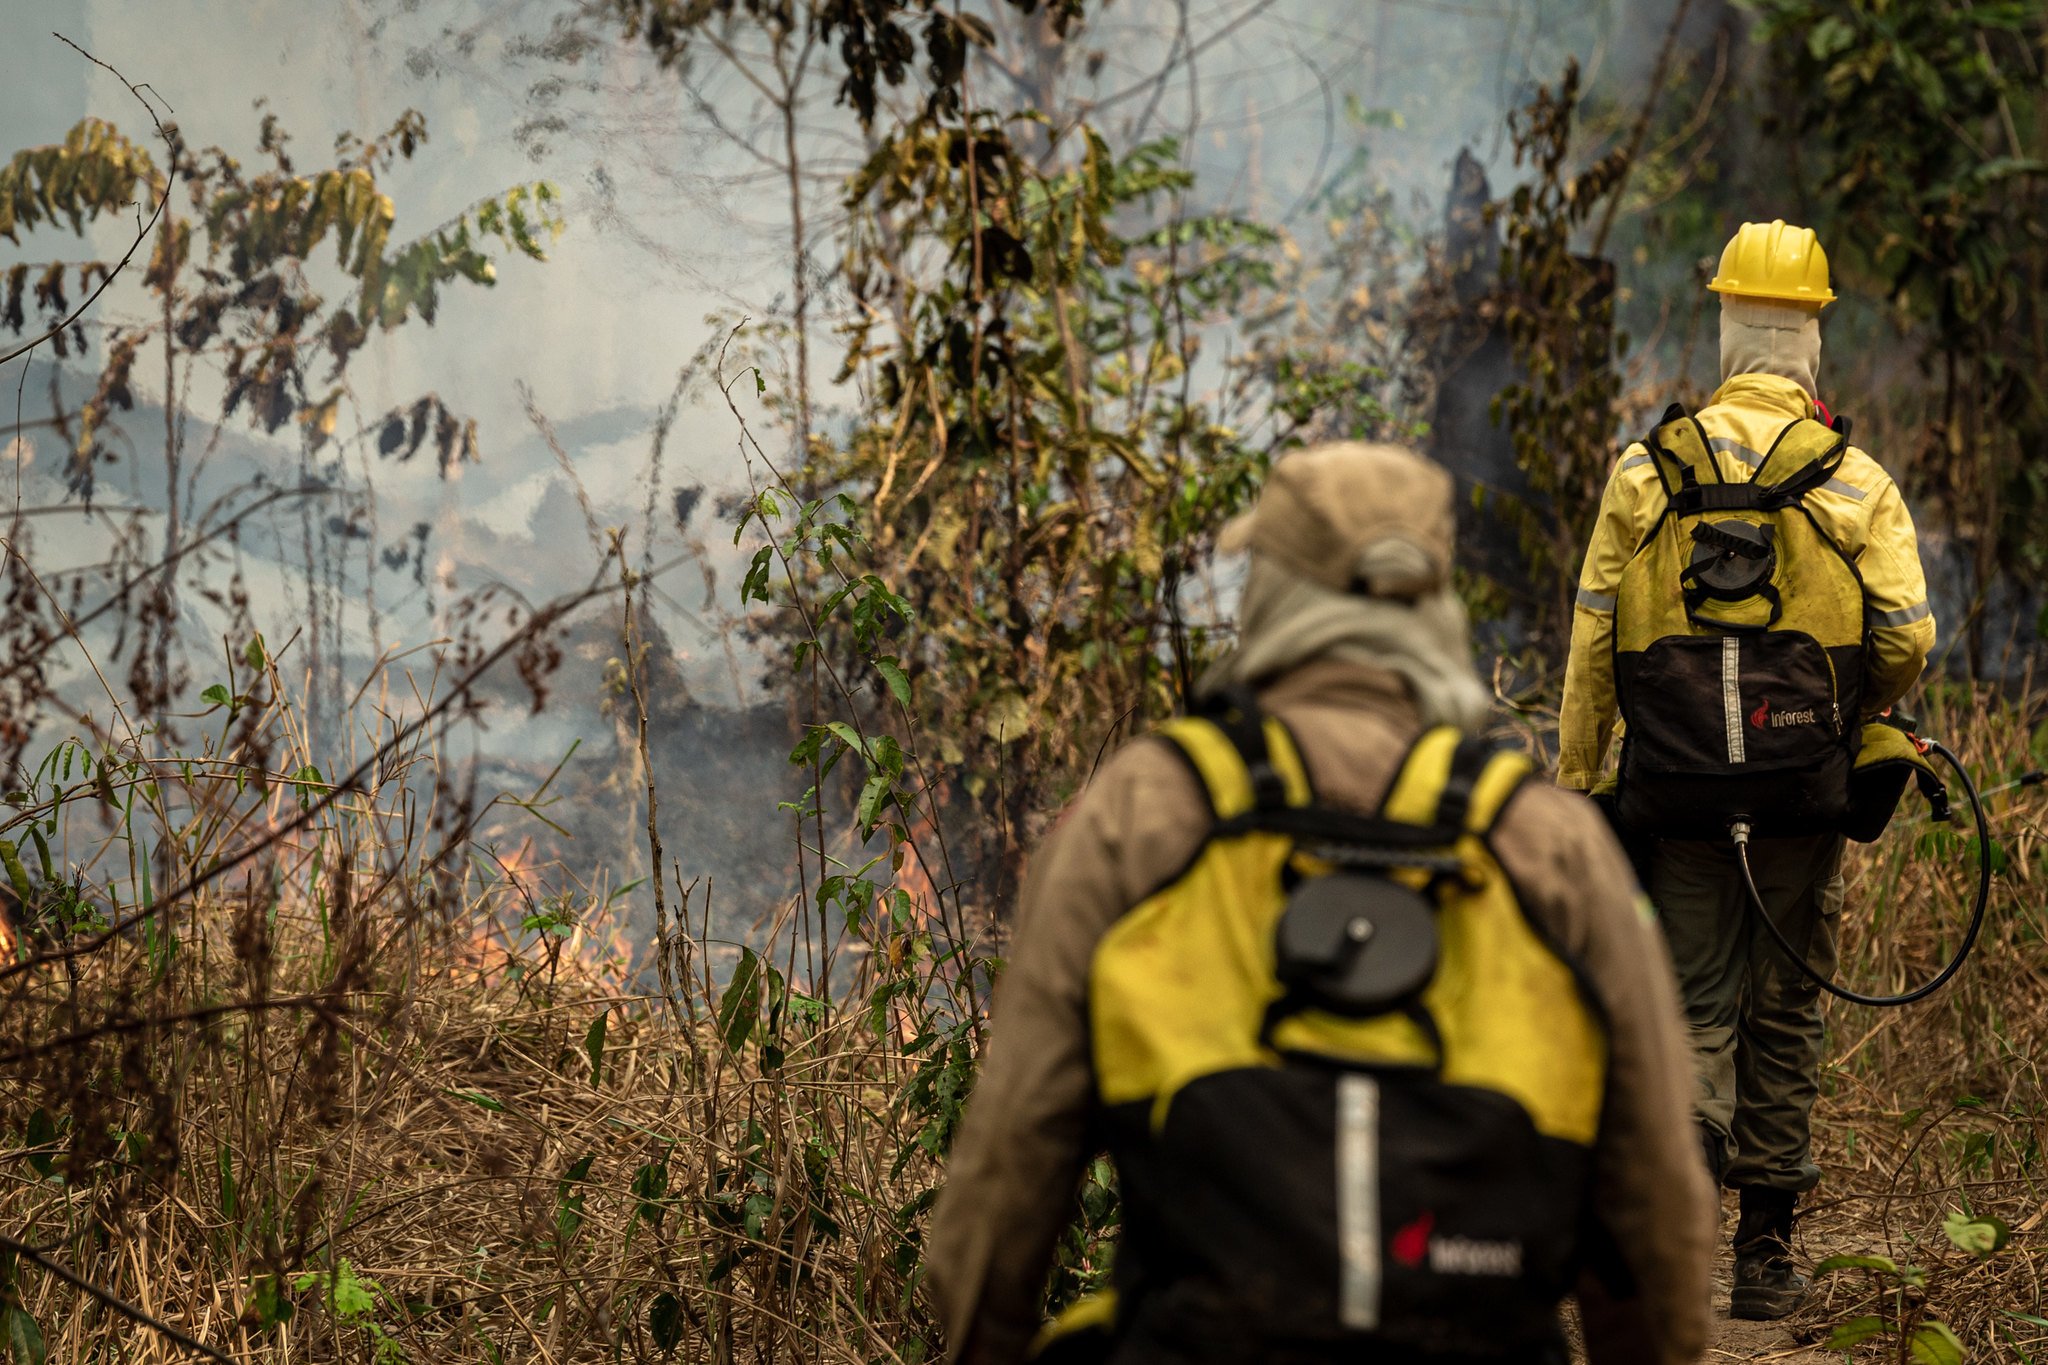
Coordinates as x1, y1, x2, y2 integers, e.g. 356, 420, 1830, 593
1853, 468, 1936, 715
1559, 453, 1651, 790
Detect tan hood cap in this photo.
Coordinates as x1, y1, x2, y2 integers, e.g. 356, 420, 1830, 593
1218, 441, 1455, 598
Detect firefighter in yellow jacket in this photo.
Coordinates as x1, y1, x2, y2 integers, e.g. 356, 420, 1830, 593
1559, 221, 1937, 1320
933, 443, 1715, 1365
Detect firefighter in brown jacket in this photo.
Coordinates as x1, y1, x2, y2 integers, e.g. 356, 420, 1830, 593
928, 442, 1715, 1365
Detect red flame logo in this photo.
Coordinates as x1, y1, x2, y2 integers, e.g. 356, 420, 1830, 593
1749, 697, 1771, 730
1391, 1212, 1435, 1268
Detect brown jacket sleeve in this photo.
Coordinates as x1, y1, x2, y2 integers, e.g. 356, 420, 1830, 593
926, 740, 1208, 1365
1492, 785, 1715, 1365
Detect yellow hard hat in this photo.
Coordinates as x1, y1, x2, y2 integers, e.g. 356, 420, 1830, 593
1707, 220, 1835, 308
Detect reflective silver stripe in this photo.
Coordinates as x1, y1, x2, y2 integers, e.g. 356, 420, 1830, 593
1868, 600, 1932, 628
1723, 637, 1746, 764
1821, 476, 1867, 501
1619, 453, 1652, 472
1337, 1073, 1381, 1331
1710, 436, 1765, 467
1576, 587, 1617, 613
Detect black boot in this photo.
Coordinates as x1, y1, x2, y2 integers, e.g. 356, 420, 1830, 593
1730, 1186, 1807, 1321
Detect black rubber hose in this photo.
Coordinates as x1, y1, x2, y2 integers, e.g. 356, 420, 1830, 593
1733, 739, 1993, 1008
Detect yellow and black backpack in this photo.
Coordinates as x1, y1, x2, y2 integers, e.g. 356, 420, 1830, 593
1613, 404, 1867, 838
1038, 696, 1609, 1363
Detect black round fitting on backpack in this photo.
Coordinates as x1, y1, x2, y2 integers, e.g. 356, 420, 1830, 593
1681, 520, 1784, 628
1684, 520, 1776, 599
1271, 872, 1440, 1018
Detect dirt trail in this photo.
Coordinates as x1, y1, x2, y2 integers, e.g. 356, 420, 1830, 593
1703, 1264, 1829, 1363
1564, 1195, 1845, 1363
1701, 1192, 1840, 1364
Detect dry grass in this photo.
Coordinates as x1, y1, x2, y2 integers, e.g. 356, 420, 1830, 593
0, 904, 965, 1362
0, 663, 978, 1364
1793, 683, 2048, 1358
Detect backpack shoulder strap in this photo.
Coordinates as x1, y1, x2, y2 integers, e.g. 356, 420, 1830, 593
1752, 416, 1849, 501
1379, 727, 1533, 839
1641, 403, 1721, 500
1157, 690, 1313, 821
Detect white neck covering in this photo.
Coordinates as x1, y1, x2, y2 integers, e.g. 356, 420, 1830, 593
1720, 295, 1822, 397
1198, 552, 1493, 732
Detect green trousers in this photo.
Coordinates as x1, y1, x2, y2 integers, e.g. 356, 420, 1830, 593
1649, 834, 1844, 1193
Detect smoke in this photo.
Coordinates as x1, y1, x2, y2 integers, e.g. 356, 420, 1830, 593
1, 0, 1744, 932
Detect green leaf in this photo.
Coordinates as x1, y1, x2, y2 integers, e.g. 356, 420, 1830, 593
631, 1160, 669, 1227
1944, 1208, 2011, 1256
23, 1108, 57, 1179
648, 1291, 684, 1353
244, 634, 266, 671
1907, 1321, 1964, 1365
1808, 15, 1858, 61
200, 683, 231, 706
1816, 1253, 1900, 1275
519, 904, 575, 937
248, 1273, 294, 1330
1828, 1316, 1891, 1348
0, 842, 33, 909
330, 1262, 378, 1320
875, 656, 912, 708
444, 1088, 505, 1113
556, 1153, 594, 1243
717, 949, 762, 1051
217, 1142, 237, 1220
788, 726, 830, 767
857, 771, 893, 831
295, 1260, 379, 1322
740, 545, 774, 602
583, 1010, 608, 1088
1970, 157, 2048, 187
291, 765, 326, 802
4, 1304, 45, 1365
